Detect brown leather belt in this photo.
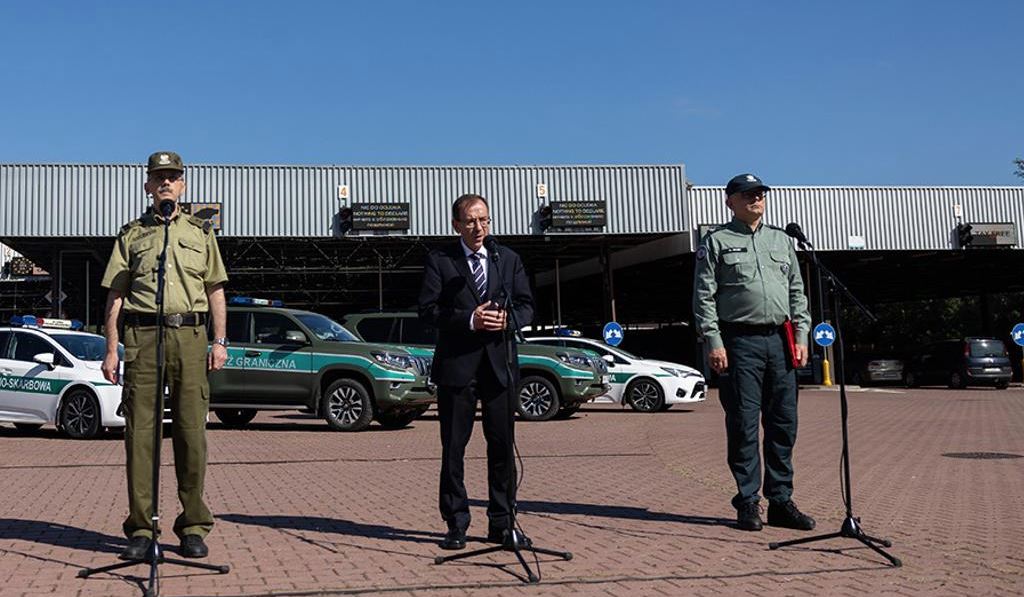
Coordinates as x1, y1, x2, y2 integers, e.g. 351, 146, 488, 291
719, 321, 781, 336
125, 312, 207, 328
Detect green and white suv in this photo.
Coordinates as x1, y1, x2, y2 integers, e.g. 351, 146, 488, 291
340, 311, 610, 421
208, 298, 436, 431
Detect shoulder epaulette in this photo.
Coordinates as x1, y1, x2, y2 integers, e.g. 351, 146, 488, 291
119, 219, 142, 235
186, 214, 212, 233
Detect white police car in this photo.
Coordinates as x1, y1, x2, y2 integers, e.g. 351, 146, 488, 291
0, 316, 124, 438
526, 334, 706, 413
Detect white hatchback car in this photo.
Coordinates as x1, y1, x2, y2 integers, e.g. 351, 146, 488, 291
526, 336, 706, 412
0, 316, 124, 438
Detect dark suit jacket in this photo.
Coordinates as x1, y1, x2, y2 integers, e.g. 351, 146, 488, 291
418, 240, 534, 388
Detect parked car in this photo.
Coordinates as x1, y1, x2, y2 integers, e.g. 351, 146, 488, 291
845, 354, 904, 386
904, 337, 1012, 389
340, 311, 611, 421
208, 298, 436, 431
0, 316, 124, 439
525, 336, 706, 412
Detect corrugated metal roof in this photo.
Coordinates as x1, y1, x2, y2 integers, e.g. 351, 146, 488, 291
0, 163, 689, 238
690, 186, 1024, 250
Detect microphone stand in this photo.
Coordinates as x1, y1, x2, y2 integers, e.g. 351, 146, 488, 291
434, 241, 572, 583
768, 237, 901, 567
79, 204, 229, 596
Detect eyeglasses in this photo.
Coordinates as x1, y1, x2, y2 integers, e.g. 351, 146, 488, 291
461, 217, 491, 229
740, 190, 766, 201
148, 171, 184, 183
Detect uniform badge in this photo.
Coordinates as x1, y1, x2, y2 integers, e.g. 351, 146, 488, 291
696, 246, 708, 261
159, 154, 170, 164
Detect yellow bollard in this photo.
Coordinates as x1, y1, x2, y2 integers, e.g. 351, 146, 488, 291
822, 358, 833, 386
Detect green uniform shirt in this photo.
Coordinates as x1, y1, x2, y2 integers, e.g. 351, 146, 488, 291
101, 212, 228, 314
692, 217, 811, 351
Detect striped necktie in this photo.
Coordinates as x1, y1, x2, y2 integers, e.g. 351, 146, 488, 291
469, 253, 487, 300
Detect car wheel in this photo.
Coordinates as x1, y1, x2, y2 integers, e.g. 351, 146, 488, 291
322, 378, 374, 431
517, 376, 560, 421
904, 372, 918, 388
60, 388, 102, 439
377, 405, 429, 429
214, 408, 257, 428
625, 378, 664, 413
13, 423, 43, 432
995, 380, 1009, 390
659, 403, 673, 411
949, 371, 966, 389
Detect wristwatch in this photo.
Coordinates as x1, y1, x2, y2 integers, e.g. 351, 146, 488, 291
213, 337, 229, 347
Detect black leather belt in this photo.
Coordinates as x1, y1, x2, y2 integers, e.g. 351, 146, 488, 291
125, 312, 207, 328
719, 321, 781, 336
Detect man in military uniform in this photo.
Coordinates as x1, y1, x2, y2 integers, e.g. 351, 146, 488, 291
692, 173, 816, 532
100, 151, 229, 560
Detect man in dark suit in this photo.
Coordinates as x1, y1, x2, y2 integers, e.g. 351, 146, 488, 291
418, 193, 534, 550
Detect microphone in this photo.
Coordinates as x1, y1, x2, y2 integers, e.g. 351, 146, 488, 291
159, 199, 176, 218
483, 236, 500, 262
784, 222, 812, 248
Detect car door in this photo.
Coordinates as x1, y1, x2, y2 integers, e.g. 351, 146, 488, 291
1, 331, 64, 423
244, 311, 314, 405
208, 310, 253, 402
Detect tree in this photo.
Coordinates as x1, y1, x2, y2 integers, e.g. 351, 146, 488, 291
1015, 157, 1024, 180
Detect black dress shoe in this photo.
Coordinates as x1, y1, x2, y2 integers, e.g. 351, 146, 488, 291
439, 528, 466, 550
487, 527, 532, 548
767, 500, 816, 530
179, 534, 209, 558
118, 535, 152, 560
736, 502, 764, 531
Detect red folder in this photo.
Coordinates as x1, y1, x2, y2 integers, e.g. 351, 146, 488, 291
782, 319, 801, 369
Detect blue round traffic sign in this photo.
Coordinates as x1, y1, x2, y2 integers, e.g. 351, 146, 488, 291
1012, 323, 1024, 347
813, 322, 836, 347
603, 322, 624, 347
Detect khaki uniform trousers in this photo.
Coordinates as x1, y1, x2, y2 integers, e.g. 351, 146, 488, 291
121, 324, 213, 540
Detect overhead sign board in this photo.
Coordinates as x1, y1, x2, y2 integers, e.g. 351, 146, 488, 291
964, 222, 1017, 247
352, 202, 411, 231
551, 200, 607, 230
180, 202, 223, 232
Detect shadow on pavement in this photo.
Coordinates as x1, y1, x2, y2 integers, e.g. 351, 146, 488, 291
0, 519, 125, 554
218, 513, 442, 544
469, 499, 733, 527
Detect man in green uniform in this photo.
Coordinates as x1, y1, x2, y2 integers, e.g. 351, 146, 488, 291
692, 173, 816, 532
100, 151, 229, 560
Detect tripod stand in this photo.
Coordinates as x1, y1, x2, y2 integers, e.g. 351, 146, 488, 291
768, 235, 901, 567
434, 238, 572, 583
79, 204, 229, 596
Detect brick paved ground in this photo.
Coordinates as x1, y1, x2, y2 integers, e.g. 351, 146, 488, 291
1, 385, 1022, 596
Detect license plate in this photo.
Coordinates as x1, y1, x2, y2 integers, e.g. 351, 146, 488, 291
984, 367, 1001, 372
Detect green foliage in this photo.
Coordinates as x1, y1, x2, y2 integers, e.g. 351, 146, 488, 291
1016, 157, 1024, 180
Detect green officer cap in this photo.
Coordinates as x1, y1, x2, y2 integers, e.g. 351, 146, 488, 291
146, 151, 185, 173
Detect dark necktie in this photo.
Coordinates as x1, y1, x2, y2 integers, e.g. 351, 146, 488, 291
469, 253, 487, 300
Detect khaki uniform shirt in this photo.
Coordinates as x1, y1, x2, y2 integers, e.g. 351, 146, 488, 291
692, 218, 811, 351
101, 212, 228, 314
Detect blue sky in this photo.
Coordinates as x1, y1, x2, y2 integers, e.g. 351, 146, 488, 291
1, 1, 1021, 185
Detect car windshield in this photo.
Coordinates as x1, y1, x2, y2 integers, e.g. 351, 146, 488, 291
295, 313, 359, 342
599, 343, 640, 360
51, 333, 124, 361
969, 340, 1007, 358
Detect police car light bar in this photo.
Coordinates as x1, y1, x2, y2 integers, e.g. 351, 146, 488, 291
10, 315, 84, 330
554, 328, 582, 337
229, 296, 284, 307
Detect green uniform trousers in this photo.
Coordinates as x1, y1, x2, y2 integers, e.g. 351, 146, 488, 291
121, 324, 213, 540
718, 329, 798, 509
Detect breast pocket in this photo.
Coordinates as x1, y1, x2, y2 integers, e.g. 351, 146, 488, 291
719, 251, 756, 285
768, 250, 792, 282
177, 237, 206, 275
128, 245, 156, 278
